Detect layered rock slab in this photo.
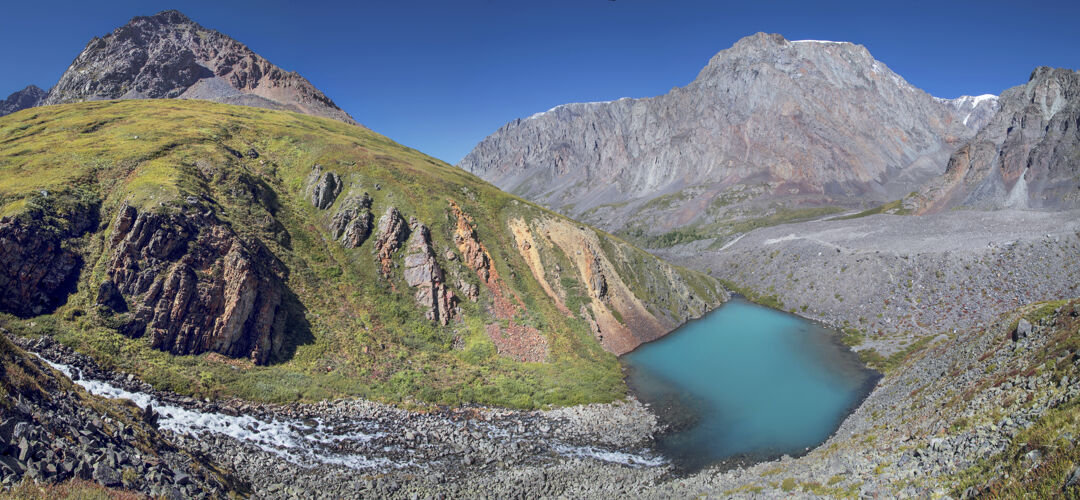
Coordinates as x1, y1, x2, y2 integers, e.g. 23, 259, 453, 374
103, 203, 286, 364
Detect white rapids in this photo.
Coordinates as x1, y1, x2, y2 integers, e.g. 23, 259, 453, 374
39, 356, 665, 470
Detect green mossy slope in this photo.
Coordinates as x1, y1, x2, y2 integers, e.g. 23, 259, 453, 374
0, 100, 723, 409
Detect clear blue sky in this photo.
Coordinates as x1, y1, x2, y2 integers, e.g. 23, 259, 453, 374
2, 1, 1078, 163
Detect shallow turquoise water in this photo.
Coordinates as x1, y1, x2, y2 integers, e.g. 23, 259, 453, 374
623, 299, 878, 471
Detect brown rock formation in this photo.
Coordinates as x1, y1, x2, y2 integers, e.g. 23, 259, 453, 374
373, 206, 409, 277
0, 217, 83, 317
0, 191, 98, 318
105, 203, 285, 364
402, 218, 456, 325
449, 201, 548, 361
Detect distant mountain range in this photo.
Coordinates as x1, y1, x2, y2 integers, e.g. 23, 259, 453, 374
459, 33, 1001, 236
0, 10, 355, 125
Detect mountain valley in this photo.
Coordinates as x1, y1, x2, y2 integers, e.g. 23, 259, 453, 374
1, 8, 1079, 499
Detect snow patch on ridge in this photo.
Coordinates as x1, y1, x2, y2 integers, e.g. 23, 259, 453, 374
527, 97, 632, 120
790, 39, 847, 45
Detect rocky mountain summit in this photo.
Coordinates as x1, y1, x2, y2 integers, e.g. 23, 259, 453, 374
918, 66, 1080, 212
0, 85, 47, 116
460, 33, 982, 235
1, 10, 355, 125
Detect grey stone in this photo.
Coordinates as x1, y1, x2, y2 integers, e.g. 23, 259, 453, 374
1017, 318, 1033, 339
93, 462, 121, 487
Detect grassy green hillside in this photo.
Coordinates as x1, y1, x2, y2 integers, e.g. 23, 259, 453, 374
0, 100, 723, 409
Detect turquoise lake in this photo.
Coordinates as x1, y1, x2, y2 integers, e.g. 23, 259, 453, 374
622, 299, 879, 471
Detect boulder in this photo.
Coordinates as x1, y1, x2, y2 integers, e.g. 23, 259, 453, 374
307, 165, 342, 209
96, 279, 128, 312
329, 193, 373, 248
1014, 318, 1033, 340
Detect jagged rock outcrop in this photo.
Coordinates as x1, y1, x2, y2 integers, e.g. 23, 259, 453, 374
373, 207, 409, 277
0, 85, 47, 117
0, 217, 83, 317
918, 67, 1080, 212
42, 10, 357, 125
307, 165, 342, 210
329, 193, 373, 248
460, 33, 980, 233
450, 202, 495, 285
104, 203, 286, 364
507, 215, 717, 355
402, 219, 456, 325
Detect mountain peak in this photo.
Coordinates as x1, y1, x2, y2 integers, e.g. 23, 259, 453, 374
0, 85, 48, 116
136, 9, 194, 26
35, 10, 357, 125
733, 32, 788, 48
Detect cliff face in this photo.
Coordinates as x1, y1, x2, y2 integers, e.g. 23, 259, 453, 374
918, 67, 1080, 212
460, 33, 980, 234
35, 10, 356, 125
102, 203, 286, 365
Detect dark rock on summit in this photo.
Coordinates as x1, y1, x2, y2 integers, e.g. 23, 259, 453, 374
43, 10, 357, 125
0, 85, 47, 117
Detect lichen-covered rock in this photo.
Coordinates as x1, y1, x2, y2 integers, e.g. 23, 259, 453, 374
402, 218, 456, 325
307, 165, 342, 210
373, 206, 409, 277
329, 193, 373, 248
105, 203, 285, 364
